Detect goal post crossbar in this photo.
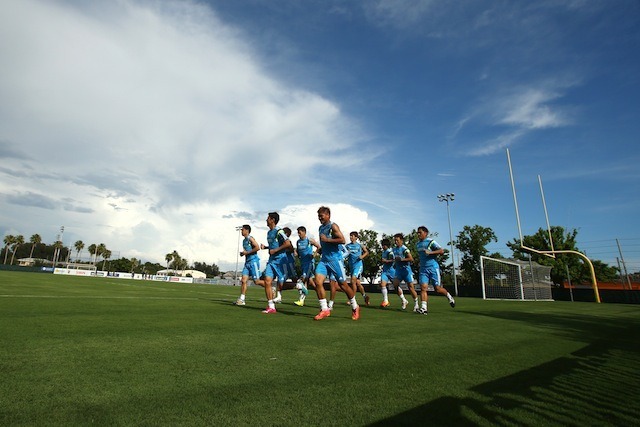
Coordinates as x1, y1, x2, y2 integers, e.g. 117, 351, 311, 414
519, 247, 601, 303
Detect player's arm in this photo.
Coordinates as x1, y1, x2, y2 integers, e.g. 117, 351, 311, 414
270, 231, 293, 255
319, 224, 345, 244
241, 237, 260, 256
424, 241, 444, 256
403, 248, 414, 263
310, 238, 321, 250
360, 244, 369, 260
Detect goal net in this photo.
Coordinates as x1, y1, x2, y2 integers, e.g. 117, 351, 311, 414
480, 256, 553, 301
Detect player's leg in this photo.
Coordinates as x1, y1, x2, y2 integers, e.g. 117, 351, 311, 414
380, 274, 390, 307
235, 274, 249, 305
393, 277, 409, 310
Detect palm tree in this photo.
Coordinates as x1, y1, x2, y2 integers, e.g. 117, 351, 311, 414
74, 240, 85, 262
165, 253, 173, 270
52, 240, 63, 265
96, 244, 106, 268
88, 244, 97, 264
3, 235, 15, 264
29, 234, 42, 259
101, 249, 111, 271
10, 235, 25, 265
130, 257, 139, 273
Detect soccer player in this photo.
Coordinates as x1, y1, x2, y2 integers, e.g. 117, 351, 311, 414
272, 227, 297, 304
346, 231, 370, 306
379, 238, 396, 308
293, 226, 320, 306
312, 206, 360, 321
391, 233, 419, 312
234, 224, 260, 306
254, 212, 291, 314
416, 226, 456, 314
327, 243, 349, 310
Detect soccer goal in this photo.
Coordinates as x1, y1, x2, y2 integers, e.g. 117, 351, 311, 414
480, 256, 553, 301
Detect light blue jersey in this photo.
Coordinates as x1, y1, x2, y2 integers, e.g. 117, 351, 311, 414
318, 221, 340, 261
393, 244, 413, 283
346, 241, 364, 278
417, 238, 441, 269
297, 237, 315, 280
262, 227, 289, 280
315, 221, 347, 282
380, 247, 396, 282
417, 238, 441, 286
243, 236, 259, 262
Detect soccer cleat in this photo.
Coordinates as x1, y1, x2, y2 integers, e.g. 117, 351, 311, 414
314, 310, 331, 320
380, 300, 390, 308
294, 299, 305, 307
401, 299, 408, 310
234, 299, 246, 306
301, 284, 309, 296
417, 308, 428, 315
449, 299, 456, 308
364, 295, 370, 306
352, 306, 360, 320
273, 296, 282, 304
262, 307, 277, 314
413, 305, 419, 313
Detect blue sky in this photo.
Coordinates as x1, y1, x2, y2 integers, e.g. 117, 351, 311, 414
1, 0, 639, 273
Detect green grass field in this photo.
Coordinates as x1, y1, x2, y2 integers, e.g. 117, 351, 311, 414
1, 271, 639, 426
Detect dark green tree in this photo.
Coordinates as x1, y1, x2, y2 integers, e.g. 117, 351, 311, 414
506, 226, 619, 285
455, 225, 498, 285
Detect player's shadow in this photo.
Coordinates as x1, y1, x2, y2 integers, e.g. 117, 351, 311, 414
368, 310, 640, 426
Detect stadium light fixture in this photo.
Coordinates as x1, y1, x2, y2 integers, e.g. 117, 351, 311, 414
437, 194, 458, 296
234, 226, 242, 285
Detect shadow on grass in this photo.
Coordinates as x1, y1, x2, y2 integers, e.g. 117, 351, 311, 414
369, 310, 640, 426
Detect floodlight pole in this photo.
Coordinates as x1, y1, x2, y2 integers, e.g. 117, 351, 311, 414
438, 193, 458, 296
234, 226, 242, 285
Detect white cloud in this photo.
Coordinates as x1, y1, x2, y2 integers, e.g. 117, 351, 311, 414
0, 0, 376, 270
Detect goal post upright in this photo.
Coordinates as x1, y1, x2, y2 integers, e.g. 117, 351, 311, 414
505, 148, 601, 303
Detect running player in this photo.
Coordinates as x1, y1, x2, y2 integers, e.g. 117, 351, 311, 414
416, 226, 456, 314
379, 238, 396, 308
346, 231, 370, 306
313, 206, 360, 321
391, 233, 419, 312
234, 224, 260, 306
293, 226, 320, 306
254, 212, 291, 314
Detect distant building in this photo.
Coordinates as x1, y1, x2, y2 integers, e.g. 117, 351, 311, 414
17, 258, 53, 267
156, 269, 207, 279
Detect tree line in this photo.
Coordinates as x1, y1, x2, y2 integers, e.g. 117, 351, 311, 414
342, 224, 620, 287
2, 224, 622, 284
1, 234, 220, 278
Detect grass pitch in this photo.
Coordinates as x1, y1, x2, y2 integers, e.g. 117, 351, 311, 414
1, 271, 639, 426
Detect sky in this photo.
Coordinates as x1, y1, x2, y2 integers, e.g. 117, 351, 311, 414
1, 0, 639, 273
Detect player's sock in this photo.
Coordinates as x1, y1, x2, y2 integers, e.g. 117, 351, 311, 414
240, 294, 245, 302
421, 301, 427, 310
350, 297, 358, 310
268, 300, 275, 310
381, 287, 388, 302
319, 298, 328, 311
300, 294, 306, 301
328, 300, 334, 309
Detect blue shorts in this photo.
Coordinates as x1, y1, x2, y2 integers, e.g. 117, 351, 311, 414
242, 259, 260, 280
394, 267, 414, 284
419, 266, 441, 287
300, 259, 314, 280
315, 258, 347, 283
380, 269, 395, 283
263, 259, 284, 281
349, 260, 363, 278
279, 260, 296, 284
